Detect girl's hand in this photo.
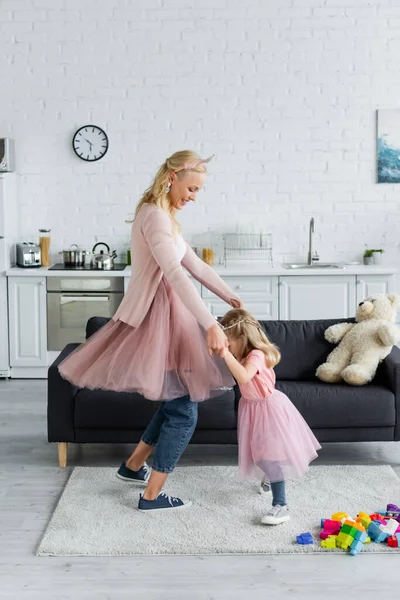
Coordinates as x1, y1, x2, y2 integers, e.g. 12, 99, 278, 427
206, 324, 228, 357
230, 298, 244, 309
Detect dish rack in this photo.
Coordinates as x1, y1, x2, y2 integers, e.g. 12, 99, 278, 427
222, 233, 273, 267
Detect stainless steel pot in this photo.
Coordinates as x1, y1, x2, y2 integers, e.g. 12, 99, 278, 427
59, 244, 88, 267
91, 242, 117, 270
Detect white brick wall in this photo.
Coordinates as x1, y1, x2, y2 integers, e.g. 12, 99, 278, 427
1, 0, 400, 266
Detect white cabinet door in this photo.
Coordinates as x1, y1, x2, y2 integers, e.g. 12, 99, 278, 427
356, 274, 395, 304
8, 277, 47, 366
279, 276, 356, 320
205, 300, 278, 321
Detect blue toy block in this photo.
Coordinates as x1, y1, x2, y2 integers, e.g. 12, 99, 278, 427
368, 521, 389, 543
350, 539, 364, 556
297, 532, 313, 545
354, 530, 368, 543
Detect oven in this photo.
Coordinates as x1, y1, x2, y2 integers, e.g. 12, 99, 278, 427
47, 277, 124, 351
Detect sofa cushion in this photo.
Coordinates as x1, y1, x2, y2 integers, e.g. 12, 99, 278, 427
86, 316, 110, 339
276, 381, 395, 429
74, 389, 237, 430
261, 319, 354, 381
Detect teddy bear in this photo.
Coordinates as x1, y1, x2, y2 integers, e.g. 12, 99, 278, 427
316, 293, 400, 386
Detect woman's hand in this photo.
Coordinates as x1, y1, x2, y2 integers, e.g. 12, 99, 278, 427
206, 324, 228, 357
230, 298, 244, 309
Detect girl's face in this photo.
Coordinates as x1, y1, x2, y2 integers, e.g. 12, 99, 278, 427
168, 170, 205, 211
226, 332, 243, 359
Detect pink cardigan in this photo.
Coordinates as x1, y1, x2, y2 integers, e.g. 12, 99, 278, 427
113, 204, 240, 331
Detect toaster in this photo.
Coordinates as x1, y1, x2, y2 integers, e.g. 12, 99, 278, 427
16, 242, 41, 268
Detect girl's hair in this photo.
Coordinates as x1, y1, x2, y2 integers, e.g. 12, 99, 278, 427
220, 308, 281, 368
134, 150, 212, 231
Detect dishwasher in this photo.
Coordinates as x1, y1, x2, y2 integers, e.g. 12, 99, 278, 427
47, 277, 124, 351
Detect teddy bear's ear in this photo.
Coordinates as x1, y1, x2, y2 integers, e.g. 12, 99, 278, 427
387, 294, 400, 308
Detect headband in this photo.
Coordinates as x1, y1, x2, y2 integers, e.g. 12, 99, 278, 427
172, 154, 215, 172
220, 319, 262, 331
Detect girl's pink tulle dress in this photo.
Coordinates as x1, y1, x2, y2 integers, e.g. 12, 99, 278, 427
238, 350, 321, 482
58, 235, 234, 402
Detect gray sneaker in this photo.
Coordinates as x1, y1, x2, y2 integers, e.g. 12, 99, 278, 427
261, 505, 290, 525
259, 477, 272, 496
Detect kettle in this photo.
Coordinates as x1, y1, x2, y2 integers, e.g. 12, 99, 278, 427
91, 242, 117, 270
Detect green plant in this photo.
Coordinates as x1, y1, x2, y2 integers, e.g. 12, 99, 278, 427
364, 249, 374, 257
372, 248, 384, 254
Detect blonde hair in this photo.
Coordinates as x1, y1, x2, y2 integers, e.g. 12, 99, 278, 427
220, 309, 281, 368
134, 150, 210, 231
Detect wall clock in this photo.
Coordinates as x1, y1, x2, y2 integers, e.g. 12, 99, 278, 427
72, 125, 109, 162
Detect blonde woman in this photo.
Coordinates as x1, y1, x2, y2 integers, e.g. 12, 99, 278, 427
59, 150, 243, 512
219, 309, 321, 526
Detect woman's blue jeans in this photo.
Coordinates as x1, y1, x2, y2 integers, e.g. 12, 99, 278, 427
141, 395, 198, 474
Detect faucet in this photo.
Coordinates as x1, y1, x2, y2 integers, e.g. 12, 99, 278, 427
307, 217, 314, 265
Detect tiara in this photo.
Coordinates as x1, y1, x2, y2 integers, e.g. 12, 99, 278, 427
220, 318, 262, 331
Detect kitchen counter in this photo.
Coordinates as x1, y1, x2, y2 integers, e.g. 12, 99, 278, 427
6, 266, 129, 277
6, 263, 398, 277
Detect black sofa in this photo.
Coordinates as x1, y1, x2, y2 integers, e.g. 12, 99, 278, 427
48, 316, 400, 467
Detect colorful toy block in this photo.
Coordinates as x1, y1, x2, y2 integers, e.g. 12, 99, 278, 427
336, 532, 355, 550
381, 519, 399, 536
387, 534, 400, 548
349, 539, 364, 556
297, 532, 313, 545
331, 512, 349, 522
321, 535, 337, 549
367, 521, 389, 543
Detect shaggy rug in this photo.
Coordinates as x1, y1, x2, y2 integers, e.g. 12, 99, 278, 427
37, 464, 400, 556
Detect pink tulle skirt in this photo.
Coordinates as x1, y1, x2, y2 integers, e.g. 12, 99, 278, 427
238, 390, 321, 482
58, 277, 234, 402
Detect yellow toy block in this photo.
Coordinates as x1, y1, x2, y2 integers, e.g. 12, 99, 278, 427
360, 517, 371, 530
321, 535, 337, 549
336, 532, 354, 550
332, 512, 348, 522
364, 536, 371, 544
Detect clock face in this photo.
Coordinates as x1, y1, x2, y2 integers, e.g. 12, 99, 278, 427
72, 125, 109, 162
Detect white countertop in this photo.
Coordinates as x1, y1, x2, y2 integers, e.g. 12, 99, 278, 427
6, 263, 398, 277
6, 266, 129, 277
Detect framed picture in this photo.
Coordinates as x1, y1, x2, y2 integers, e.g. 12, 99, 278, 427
377, 109, 400, 183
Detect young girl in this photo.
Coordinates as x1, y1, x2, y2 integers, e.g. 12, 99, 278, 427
220, 309, 321, 525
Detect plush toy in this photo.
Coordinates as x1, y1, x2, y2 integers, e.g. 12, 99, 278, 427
316, 293, 400, 386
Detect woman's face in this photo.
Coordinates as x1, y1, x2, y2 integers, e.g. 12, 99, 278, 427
168, 170, 206, 211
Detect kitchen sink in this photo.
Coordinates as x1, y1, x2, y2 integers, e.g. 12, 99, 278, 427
282, 263, 346, 269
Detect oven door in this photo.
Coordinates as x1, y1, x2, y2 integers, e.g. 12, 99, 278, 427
47, 291, 124, 351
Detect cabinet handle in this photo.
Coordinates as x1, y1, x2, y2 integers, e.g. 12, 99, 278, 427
357, 280, 364, 284
235, 285, 243, 290
40, 281, 45, 286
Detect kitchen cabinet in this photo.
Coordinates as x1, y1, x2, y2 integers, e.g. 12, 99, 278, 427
356, 274, 395, 304
8, 277, 47, 375
202, 276, 279, 320
279, 276, 356, 320
5, 267, 397, 377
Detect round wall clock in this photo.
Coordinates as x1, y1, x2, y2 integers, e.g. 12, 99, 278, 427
72, 125, 109, 162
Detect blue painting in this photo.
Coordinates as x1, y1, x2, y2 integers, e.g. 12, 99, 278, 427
377, 109, 400, 183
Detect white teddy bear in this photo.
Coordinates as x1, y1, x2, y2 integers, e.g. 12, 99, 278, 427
316, 293, 400, 386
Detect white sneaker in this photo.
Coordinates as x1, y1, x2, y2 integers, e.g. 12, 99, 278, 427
261, 505, 290, 525
259, 477, 272, 496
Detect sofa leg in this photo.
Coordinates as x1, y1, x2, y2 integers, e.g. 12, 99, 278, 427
58, 442, 68, 468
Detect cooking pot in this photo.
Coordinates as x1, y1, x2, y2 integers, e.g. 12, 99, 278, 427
91, 242, 117, 270
59, 244, 88, 266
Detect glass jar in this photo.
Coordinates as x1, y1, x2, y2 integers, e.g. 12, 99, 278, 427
39, 229, 51, 267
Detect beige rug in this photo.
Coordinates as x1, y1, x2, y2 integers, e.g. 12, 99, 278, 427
37, 465, 400, 556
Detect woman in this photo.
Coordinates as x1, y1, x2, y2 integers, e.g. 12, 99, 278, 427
59, 150, 243, 512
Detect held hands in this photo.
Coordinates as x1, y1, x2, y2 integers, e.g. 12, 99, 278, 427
206, 324, 228, 357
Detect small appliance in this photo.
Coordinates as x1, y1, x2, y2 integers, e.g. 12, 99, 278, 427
16, 242, 41, 268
